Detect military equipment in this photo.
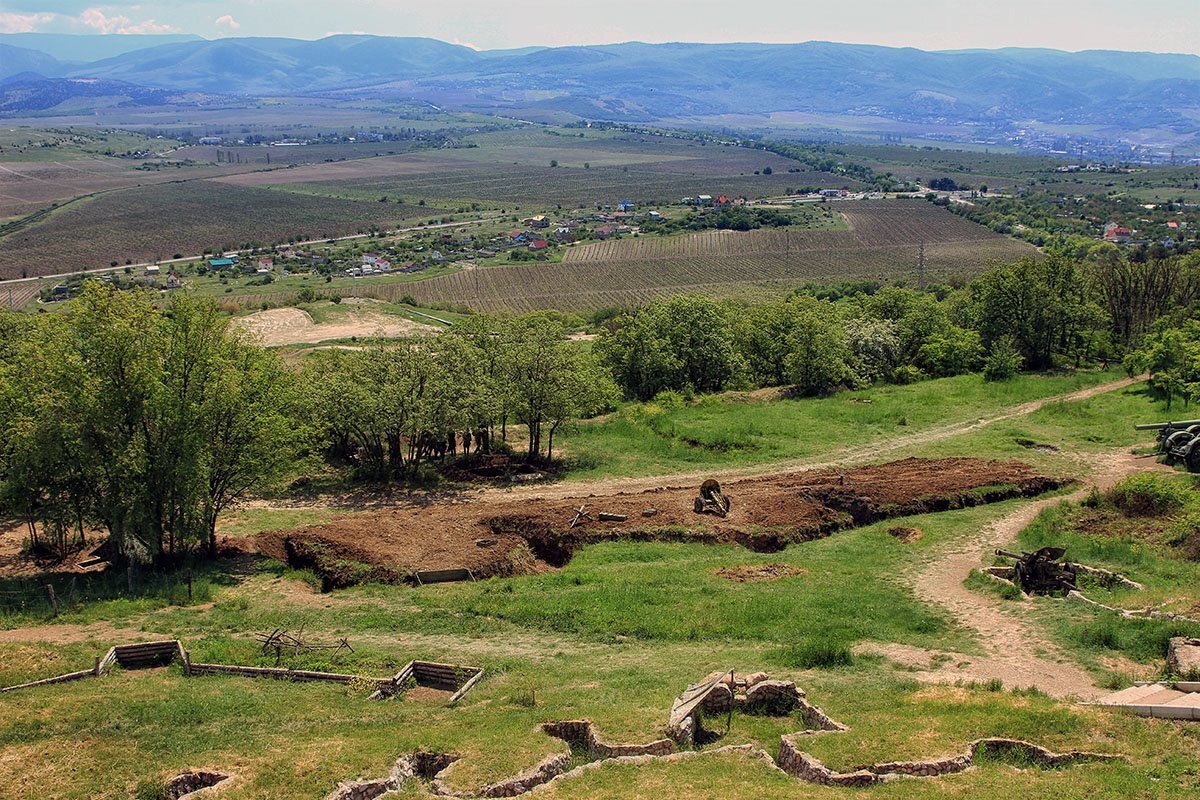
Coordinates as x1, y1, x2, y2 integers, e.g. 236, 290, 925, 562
1135, 420, 1200, 471
694, 479, 732, 517
995, 547, 1078, 594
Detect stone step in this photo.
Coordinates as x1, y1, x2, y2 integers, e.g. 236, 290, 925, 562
1097, 683, 1171, 706
1133, 688, 1187, 706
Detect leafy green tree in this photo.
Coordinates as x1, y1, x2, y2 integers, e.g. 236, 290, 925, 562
784, 299, 852, 395
0, 284, 300, 561
843, 317, 901, 384
596, 296, 747, 400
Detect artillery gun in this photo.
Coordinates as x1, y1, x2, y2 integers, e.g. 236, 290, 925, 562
694, 479, 732, 517
994, 547, 1078, 595
1134, 420, 1200, 471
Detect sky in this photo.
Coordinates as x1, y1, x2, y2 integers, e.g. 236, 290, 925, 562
1, 0, 1198, 54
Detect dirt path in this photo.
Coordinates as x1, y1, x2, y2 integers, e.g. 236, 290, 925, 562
482, 375, 1142, 503
899, 450, 1166, 699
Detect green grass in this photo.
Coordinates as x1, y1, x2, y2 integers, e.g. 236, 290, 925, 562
558, 370, 1127, 480
1, 369, 1197, 799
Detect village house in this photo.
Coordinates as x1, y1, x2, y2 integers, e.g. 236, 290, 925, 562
1103, 222, 1133, 243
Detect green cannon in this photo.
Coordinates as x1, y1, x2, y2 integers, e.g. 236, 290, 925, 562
995, 547, 1078, 595
1135, 420, 1200, 471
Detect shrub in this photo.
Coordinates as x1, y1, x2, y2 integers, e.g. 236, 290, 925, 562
982, 336, 1022, 382
890, 364, 926, 385
1107, 473, 1190, 517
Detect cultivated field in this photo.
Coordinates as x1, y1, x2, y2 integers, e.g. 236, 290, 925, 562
223, 129, 860, 207
0, 182, 438, 279
396, 201, 1036, 312
0, 159, 258, 222
256, 162, 850, 208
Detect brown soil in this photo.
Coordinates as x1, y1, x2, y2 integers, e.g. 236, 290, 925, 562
887, 526, 924, 544
403, 685, 455, 703
715, 564, 809, 583
256, 457, 1068, 590
233, 306, 436, 347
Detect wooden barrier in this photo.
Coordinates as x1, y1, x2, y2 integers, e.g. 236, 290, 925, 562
2, 638, 485, 706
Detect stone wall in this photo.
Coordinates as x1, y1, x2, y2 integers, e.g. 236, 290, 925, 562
321, 672, 1120, 798
777, 736, 1117, 787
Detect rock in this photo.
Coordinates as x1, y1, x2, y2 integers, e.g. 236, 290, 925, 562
475, 538, 498, 548
744, 672, 769, 687
642, 507, 658, 517
1167, 637, 1200, 676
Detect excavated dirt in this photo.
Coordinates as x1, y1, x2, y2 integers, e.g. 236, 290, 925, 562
888, 526, 924, 544
256, 458, 1068, 590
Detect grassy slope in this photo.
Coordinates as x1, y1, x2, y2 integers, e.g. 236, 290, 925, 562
558, 370, 1125, 480
3, 375, 1199, 799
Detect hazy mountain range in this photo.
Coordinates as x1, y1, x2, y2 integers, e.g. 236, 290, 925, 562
2, 34, 1199, 143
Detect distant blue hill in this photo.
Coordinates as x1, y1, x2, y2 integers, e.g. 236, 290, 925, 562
0, 33, 202, 63
3, 34, 1199, 140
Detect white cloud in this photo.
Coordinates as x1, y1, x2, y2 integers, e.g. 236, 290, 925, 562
451, 37, 482, 52
78, 7, 176, 35
214, 14, 240, 31
0, 11, 57, 33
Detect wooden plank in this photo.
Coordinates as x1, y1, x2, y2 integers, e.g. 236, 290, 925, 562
448, 669, 485, 705
413, 568, 475, 585
1, 669, 98, 693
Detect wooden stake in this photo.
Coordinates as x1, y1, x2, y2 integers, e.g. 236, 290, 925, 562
45, 584, 58, 617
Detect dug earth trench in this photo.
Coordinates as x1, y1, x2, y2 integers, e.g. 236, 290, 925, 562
257, 457, 1068, 590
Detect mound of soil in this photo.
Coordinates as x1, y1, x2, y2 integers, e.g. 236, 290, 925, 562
888, 526, 924, 544
715, 564, 809, 583
257, 457, 1068, 590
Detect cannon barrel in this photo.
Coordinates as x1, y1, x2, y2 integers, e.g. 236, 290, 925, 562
995, 549, 1023, 559
1135, 420, 1200, 431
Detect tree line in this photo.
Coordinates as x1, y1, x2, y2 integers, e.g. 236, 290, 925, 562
0, 287, 615, 563
595, 248, 1200, 400
2, 243, 1197, 564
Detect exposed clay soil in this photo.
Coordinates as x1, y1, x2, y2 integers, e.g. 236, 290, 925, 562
715, 564, 809, 583
257, 457, 1068, 590
887, 526, 924, 544
233, 306, 436, 347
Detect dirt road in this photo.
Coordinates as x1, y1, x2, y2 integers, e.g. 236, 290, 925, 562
483, 375, 1142, 503
899, 450, 1167, 699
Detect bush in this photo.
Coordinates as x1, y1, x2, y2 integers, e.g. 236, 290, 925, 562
1106, 473, 1190, 517
982, 336, 1022, 382
890, 365, 926, 385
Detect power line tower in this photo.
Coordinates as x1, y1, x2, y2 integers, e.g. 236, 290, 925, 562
917, 242, 926, 289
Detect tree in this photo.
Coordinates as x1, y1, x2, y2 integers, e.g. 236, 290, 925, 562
0, 284, 300, 562
784, 299, 852, 395
596, 296, 747, 400
503, 314, 614, 461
